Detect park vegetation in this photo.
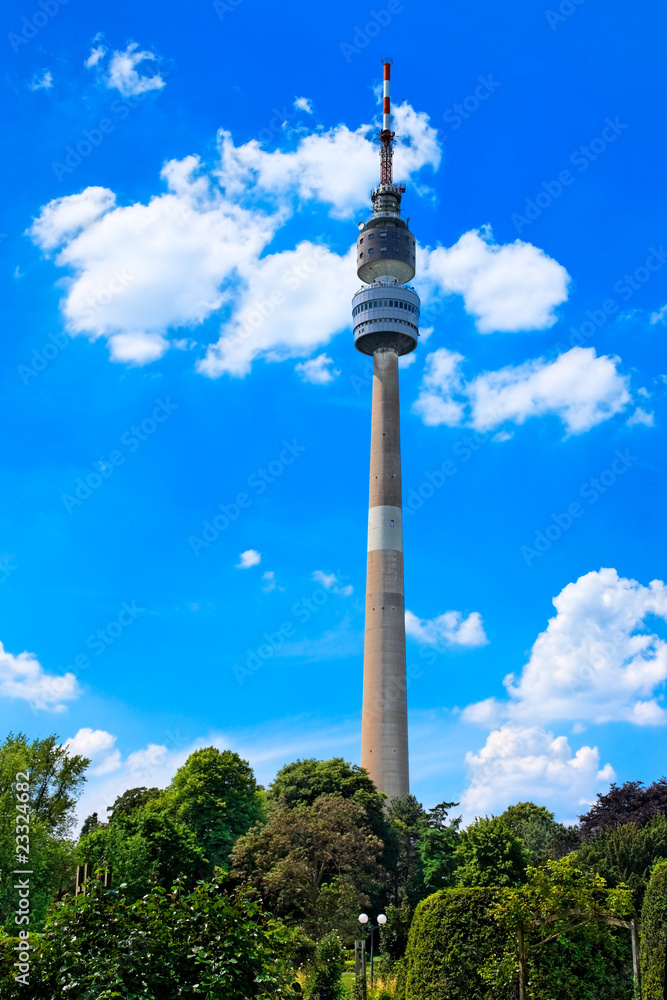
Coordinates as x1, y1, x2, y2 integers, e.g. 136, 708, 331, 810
1, 732, 666, 998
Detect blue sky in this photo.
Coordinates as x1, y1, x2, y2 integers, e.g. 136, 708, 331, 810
1, 0, 666, 826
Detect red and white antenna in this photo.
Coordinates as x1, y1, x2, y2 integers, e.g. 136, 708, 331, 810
379, 58, 394, 186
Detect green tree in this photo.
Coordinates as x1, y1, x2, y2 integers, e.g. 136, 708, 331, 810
498, 801, 579, 865
76, 801, 206, 900
231, 794, 383, 930
268, 758, 386, 841
455, 817, 529, 888
0, 733, 88, 931
575, 814, 667, 909
166, 747, 264, 870
107, 785, 161, 820
0, 872, 302, 999
482, 858, 634, 1000
385, 795, 428, 908
640, 859, 667, 999
418, 801, 461, 894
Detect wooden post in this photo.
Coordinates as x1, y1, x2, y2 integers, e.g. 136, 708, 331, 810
75, 864, 90, 896
517, 923, 527, 1000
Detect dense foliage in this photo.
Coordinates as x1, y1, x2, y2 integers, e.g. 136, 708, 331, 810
640, 859, 667, 999
454, 817, 529, 888
483, 858, 634, 1000
579, 778, 667, 837
575, 814, 667, 909
0, 872, 302, 999
402, 887, 510, 1000
0, 732, 88, 932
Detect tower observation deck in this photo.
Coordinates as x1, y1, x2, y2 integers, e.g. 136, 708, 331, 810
354, 60, 419, 801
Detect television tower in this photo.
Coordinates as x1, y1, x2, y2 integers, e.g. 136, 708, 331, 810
353, 60, 420, 800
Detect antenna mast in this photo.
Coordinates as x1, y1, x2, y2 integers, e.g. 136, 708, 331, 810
380, 59, 394, 186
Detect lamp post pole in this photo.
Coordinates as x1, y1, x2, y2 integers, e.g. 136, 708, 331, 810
358, 912, 387, 990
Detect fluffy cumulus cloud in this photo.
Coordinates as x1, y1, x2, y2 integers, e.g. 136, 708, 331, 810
461, 724, 614, 821
463, 570, 667, 730
295, 353, 340, 385
458, 568, 667, 817
28, 104, 440, 370
413, 346, 632, 434
420, 227, 570, 333
405, 609, 488, 648
63, 728, 121, 775
104, 42, 165, 97
0, 640, 81, 711
237, 549, 261, 569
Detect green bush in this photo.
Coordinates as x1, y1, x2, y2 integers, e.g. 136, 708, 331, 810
402, 888, 510, 1000
0, 872, 301, 999
640, 859, 667, 999
305, 931, 349, 999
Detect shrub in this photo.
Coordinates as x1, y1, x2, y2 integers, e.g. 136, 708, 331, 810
305, 931, 349, 999
640, 859, 667, 999
403, 887, 510, 1000
0, 872, 301, 999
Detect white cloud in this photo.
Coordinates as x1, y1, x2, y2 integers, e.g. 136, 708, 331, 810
294, 97, 313, 114
413, 346, 632, 435
312, 570, 353, 597
237, 549, 261, 569
463, 568, 667, 729
28, 70, 53, 91
650, 304, 667, 325
262, 570, 277, 593
29, 188, 117, 252
420, 227, 570, 333
0, 640, 81, 711
200, 243, 354, 378
216, 100, 440, 220
627, 407, 654, 427
295, 353, 340, 385
405, 609, 489, 648
85, 45, 107, 69
105, 42, 165, 97
461, 724, 614, 822
63, 728, 121, 775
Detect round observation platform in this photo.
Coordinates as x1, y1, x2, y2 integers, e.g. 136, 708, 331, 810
352, 283, 420, 356
356, 213, 416, 285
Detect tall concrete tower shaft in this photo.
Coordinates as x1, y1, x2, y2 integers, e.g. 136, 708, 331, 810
352, 61, 420, 800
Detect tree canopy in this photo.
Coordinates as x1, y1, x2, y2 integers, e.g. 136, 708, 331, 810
579, 778, 667, 837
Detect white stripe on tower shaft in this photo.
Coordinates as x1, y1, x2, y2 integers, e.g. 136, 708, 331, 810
361, 347, 409, 800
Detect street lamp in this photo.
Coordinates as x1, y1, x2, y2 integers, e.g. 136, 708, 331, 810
358, 912, 387, 988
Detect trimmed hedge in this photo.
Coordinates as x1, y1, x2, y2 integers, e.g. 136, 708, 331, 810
640, 859, 667, 999
401, 888, 511, 1000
